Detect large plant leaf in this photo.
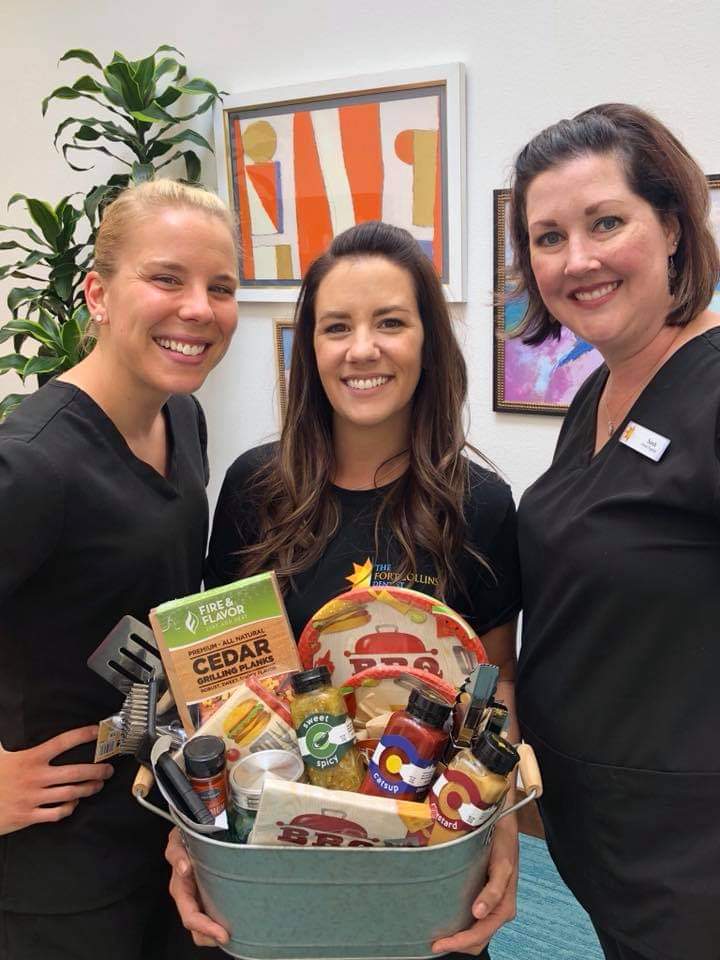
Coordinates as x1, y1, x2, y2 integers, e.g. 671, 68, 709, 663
59, 48, 103, 70
41, 85, 84, 115
153, 44, 184, 57
23, 355, 65, 377
129, 102, 176, 125
160, 128, 213, 152
84, 183, 117, 225
61, 314, 82, 361
24, 200, 60, 246
72, 74, 103, 94
130, 161, 155, 183
0, 223, 48, 247
145, 139, 174, 160
183, 150, 202, 182
0, 394, 24, 421
0, 240, 33, 253
62, 142, 132, 172
132, 55, 156, 104
0, 316, 56, 347
0, 353, 28, 374
154, 85, 183, 109
176, 78, 222, 97
104, 60, 144, 111
36, 308, 64, 346
154, 57, 183, 83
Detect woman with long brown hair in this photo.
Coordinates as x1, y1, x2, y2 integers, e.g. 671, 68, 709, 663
168, 220, 522, 958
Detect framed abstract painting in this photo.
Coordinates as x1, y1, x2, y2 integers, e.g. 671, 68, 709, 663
493, 177, 720, 415
273, 319, 294, 422
215, 64, 466, 302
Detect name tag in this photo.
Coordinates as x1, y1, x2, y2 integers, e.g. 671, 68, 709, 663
619, 421, 670, 462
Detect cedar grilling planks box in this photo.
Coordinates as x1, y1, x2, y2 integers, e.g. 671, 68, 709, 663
150, 572, 301, 733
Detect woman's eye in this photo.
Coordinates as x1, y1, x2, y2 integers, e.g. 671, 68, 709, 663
210, 285, 235, 296
323, 322, 348, 335
379, 317, 403, 329
154, 275, 180, 286
595, 216, 621, 232
536, 231, 563, 247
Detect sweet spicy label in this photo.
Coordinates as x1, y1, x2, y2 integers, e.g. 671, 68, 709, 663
296, 713, 356, 769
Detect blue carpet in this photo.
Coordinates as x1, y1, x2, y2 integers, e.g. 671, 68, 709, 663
491, 836, 603, 960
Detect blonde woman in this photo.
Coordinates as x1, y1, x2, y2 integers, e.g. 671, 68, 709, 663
0, 179, 238, 958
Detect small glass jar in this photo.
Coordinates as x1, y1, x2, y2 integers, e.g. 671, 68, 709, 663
227, 749, 304, 844
183, 735, 227, 817
290, 666, 365, 792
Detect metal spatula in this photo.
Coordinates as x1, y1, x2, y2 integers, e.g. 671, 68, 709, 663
87, 615, 164, 694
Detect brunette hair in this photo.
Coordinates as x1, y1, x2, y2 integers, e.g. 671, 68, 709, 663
93, 178, 238, 278
237, 220, 492, 598
508, 102, 720, 344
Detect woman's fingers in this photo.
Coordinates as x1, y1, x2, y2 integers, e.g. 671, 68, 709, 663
472, 856, 514, 919
39, 761, 114, 788
39, 780, 107, 804
29, 800, 80, 825
32, 725, 100, 761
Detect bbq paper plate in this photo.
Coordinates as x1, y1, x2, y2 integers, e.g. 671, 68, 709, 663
298, 586, 486, 694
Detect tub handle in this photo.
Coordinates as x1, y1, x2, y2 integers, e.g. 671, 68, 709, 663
131, 764, 176, 824
495, 742, 543, 823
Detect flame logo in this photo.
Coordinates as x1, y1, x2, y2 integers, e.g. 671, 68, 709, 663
185, 610, 200, 633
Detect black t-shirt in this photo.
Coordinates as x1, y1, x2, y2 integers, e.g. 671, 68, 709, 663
206, 443, 520, 640
0, 380, 209, 913
516, 328, 720, 959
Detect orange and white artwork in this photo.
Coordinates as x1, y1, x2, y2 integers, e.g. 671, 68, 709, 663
216, 66, 466, 301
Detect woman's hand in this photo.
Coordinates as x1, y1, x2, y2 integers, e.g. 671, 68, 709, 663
431, 815, 519, 955
0, 725, 114, 836
166, 828, 230, 948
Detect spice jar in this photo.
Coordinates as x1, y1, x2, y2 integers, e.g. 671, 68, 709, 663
183, 735, 227, 817
360, 687, 451, 800
290, 666, 365, 791
428, 731, 519, 846
228, 749, 304, 844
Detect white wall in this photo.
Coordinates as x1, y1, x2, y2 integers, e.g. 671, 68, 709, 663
3, 0, 719, 509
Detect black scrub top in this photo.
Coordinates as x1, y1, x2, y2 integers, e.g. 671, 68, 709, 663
516, 327, 720, 960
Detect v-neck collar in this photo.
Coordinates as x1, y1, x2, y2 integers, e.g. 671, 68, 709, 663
581, 326, 720, 466
49, 380, 180, 497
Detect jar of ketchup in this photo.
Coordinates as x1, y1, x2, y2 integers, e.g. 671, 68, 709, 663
360, 688, 451, 800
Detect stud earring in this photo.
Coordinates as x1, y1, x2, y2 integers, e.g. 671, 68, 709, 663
94, 314, 105, 325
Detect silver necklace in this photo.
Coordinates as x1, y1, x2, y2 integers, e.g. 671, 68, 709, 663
601, 333, 683, 437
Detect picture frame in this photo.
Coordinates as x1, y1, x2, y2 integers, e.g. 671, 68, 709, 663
493, 176, 720, 415
273, 319, 295, 421
215, 63, 466, 303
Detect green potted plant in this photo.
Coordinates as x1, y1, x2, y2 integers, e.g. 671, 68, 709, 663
0, 45, 224, 420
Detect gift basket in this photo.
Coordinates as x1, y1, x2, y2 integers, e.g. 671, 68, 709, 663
93, 579, 543, 960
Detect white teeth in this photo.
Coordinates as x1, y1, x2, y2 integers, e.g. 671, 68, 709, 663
574, 282, 619, 302
345, 376, 390, 391
156, 338, 206, 356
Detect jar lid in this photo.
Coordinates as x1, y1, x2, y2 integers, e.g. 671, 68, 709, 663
183, 735, 226, 778
471, 731, 519, 775
291, 665, 331, 694
406, 687, 452, 728
229, 749, 304, 809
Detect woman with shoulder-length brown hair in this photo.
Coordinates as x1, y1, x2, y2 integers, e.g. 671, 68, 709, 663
168, 220, 523, 958
510, 103, 720, 960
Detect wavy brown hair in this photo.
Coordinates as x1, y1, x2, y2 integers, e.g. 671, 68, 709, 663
236, 221, 493, 598
508, 102, 720, 344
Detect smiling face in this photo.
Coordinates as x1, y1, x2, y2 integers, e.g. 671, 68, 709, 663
525, 151, 679, 359
85, 206, 238, 400
312, 256, 424, 439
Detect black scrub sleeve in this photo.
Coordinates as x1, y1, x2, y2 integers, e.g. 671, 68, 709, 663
0, 439, 63, 603
461, 468, 522, 635
190, 394, 210, 486
204, 443, 276, 588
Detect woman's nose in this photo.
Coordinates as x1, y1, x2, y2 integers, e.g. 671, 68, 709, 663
178, 285, 214, 323
563, 235, 601, 277
346, 329, 380, 362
